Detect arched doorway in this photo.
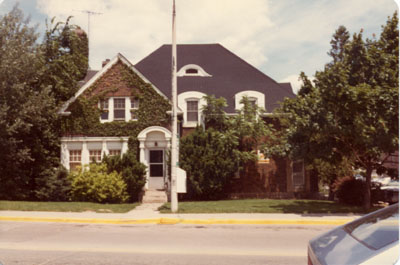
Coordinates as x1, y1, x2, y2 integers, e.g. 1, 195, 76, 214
138, 126, 172, 190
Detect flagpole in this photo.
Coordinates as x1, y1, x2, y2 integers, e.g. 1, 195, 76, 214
170, 0, 178, 213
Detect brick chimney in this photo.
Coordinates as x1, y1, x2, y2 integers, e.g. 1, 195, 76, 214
102, 59, 110, 68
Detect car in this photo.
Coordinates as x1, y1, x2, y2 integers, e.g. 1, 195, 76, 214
308, 203, 399, 265
380, 181, 399, 204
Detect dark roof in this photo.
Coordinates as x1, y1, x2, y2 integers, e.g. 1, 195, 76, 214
135, 44, 295, 113
78, 70, 98, 87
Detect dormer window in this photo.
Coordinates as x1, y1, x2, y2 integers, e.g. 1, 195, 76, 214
177, 64, 212, 77
187, 100, 199, 122
186, 68, 198, 74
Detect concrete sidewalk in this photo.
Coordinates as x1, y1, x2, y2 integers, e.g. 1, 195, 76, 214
0, 203, 362, 225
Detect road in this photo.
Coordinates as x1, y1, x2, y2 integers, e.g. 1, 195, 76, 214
0, 221, 336, 265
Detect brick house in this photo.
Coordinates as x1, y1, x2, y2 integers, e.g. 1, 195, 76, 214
59, 43, 316, 197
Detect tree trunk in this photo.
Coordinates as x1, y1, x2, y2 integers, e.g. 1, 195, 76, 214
363, 164, 372, 211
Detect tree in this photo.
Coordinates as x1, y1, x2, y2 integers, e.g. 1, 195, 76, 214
276, 12, 399, 210
0, 6, 89, 200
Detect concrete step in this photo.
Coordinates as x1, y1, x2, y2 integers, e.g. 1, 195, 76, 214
142, 190, 168, 203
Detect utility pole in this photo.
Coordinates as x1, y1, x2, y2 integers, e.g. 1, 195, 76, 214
170, 0, 178, 213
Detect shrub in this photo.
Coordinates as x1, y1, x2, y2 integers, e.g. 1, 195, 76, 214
103, 152, 146, 202
35, 166, 71, 201
179, 127, 243, 200
69, 163, 128, 203
333, 176, 365, 206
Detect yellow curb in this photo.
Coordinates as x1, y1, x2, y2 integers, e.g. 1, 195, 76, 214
0, 216, 353, 225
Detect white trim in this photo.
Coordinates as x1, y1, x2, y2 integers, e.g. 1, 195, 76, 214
58, 53, 169, 115
60, 136, 129, 170
177, 91, 207, 127
177, 64, 212, 77
235, 90, 265, 111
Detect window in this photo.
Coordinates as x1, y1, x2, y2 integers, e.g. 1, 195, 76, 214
292, 160, 304, 187
89, 150, 102, 163
109, 149, 121, 157
149, 150, 163, 177
69, 150, 81, 170
100, 99, 109, 120
187, 100, 198, 122
114, 98, 125, 120
185, 68, 198, 74
248, 97, 257, 107
130, 97, 139, 120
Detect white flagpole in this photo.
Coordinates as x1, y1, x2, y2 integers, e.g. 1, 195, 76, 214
170, 0, 178, 213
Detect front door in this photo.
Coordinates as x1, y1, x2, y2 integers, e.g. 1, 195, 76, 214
148, 150, 164, 190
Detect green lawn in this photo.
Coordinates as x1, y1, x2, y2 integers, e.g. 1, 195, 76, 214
0, 200, 138, 213
158, 199, 380, 214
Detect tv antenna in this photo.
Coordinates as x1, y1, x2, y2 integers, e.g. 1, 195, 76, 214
74, 10, 103, 38
74, 10, 103, 69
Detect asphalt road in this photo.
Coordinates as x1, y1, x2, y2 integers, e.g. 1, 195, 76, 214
0, 221, 336, 265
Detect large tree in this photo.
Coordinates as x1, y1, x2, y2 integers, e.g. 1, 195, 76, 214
0, 6, 88, 200
276, 12, 398, 210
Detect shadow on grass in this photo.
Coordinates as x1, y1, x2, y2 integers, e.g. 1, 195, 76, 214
268, 200, 380, 216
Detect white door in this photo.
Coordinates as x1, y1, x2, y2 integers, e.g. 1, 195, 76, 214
148, 150, 165, 190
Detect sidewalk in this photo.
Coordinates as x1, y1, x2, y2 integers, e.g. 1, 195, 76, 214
0, 203, 362, 225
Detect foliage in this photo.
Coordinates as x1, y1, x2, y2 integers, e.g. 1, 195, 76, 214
61, 61, 171, 138
40, 16, 89, 106
273, 12, 399, 210
34, 166, 71, 202
179, 127, 243, 200
202, 95, 229, 131
69, 163, 129, 203
103, 152, 147, 202
0, 6, 60, 200
333, 176, 365, 206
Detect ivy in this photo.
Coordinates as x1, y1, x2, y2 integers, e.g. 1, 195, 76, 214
61, 60, 171, 143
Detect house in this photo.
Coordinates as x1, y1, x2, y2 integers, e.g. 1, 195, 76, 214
59, 43, 316, 197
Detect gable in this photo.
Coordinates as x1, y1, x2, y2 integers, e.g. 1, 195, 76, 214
59, 53, 168, 115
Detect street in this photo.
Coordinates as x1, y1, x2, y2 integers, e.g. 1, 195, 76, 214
0, 221, 336, 265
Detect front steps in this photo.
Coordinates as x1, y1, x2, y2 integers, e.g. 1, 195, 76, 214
142, 189, 168, 203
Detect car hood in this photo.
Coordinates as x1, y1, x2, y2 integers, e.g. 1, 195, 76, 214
309, 226, 394, 265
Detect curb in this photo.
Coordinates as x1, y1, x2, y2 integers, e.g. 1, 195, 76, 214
0, 216, 353, 226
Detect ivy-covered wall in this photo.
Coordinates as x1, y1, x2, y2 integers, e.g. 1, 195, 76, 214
61, 59, 171, 143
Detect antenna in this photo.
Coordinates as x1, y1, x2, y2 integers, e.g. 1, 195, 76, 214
73, 10, 103, 69
74, 10, 103, 39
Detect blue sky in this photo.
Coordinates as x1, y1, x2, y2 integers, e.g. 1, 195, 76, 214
0, 0, 398, 93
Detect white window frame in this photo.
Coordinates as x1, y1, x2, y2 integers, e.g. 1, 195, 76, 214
130, 97, 139, 121
178, 91, 207, 128
186, 100, 199, 122
235, 90, 265, 111
177, 64, 212, 77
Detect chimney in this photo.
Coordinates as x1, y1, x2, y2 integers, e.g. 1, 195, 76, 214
102, 59, 110, 68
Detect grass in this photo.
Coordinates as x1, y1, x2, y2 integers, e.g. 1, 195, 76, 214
158, 199, 381, 214
0, 200, 139, 213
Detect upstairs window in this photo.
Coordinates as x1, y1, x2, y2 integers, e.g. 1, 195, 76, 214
130, 97, 139, 120
187, 100, 199, 122
114, 98, 125, 120
100, 99, 109, 120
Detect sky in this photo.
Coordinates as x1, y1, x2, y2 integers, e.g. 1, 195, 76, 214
0, 0, 398, 93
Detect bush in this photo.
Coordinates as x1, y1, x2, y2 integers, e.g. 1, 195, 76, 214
103, 152, 146, 202
35, 166, 71, 201
333, 176, 365, 206
179, 127, 242, 200
69, 163, 129, 203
